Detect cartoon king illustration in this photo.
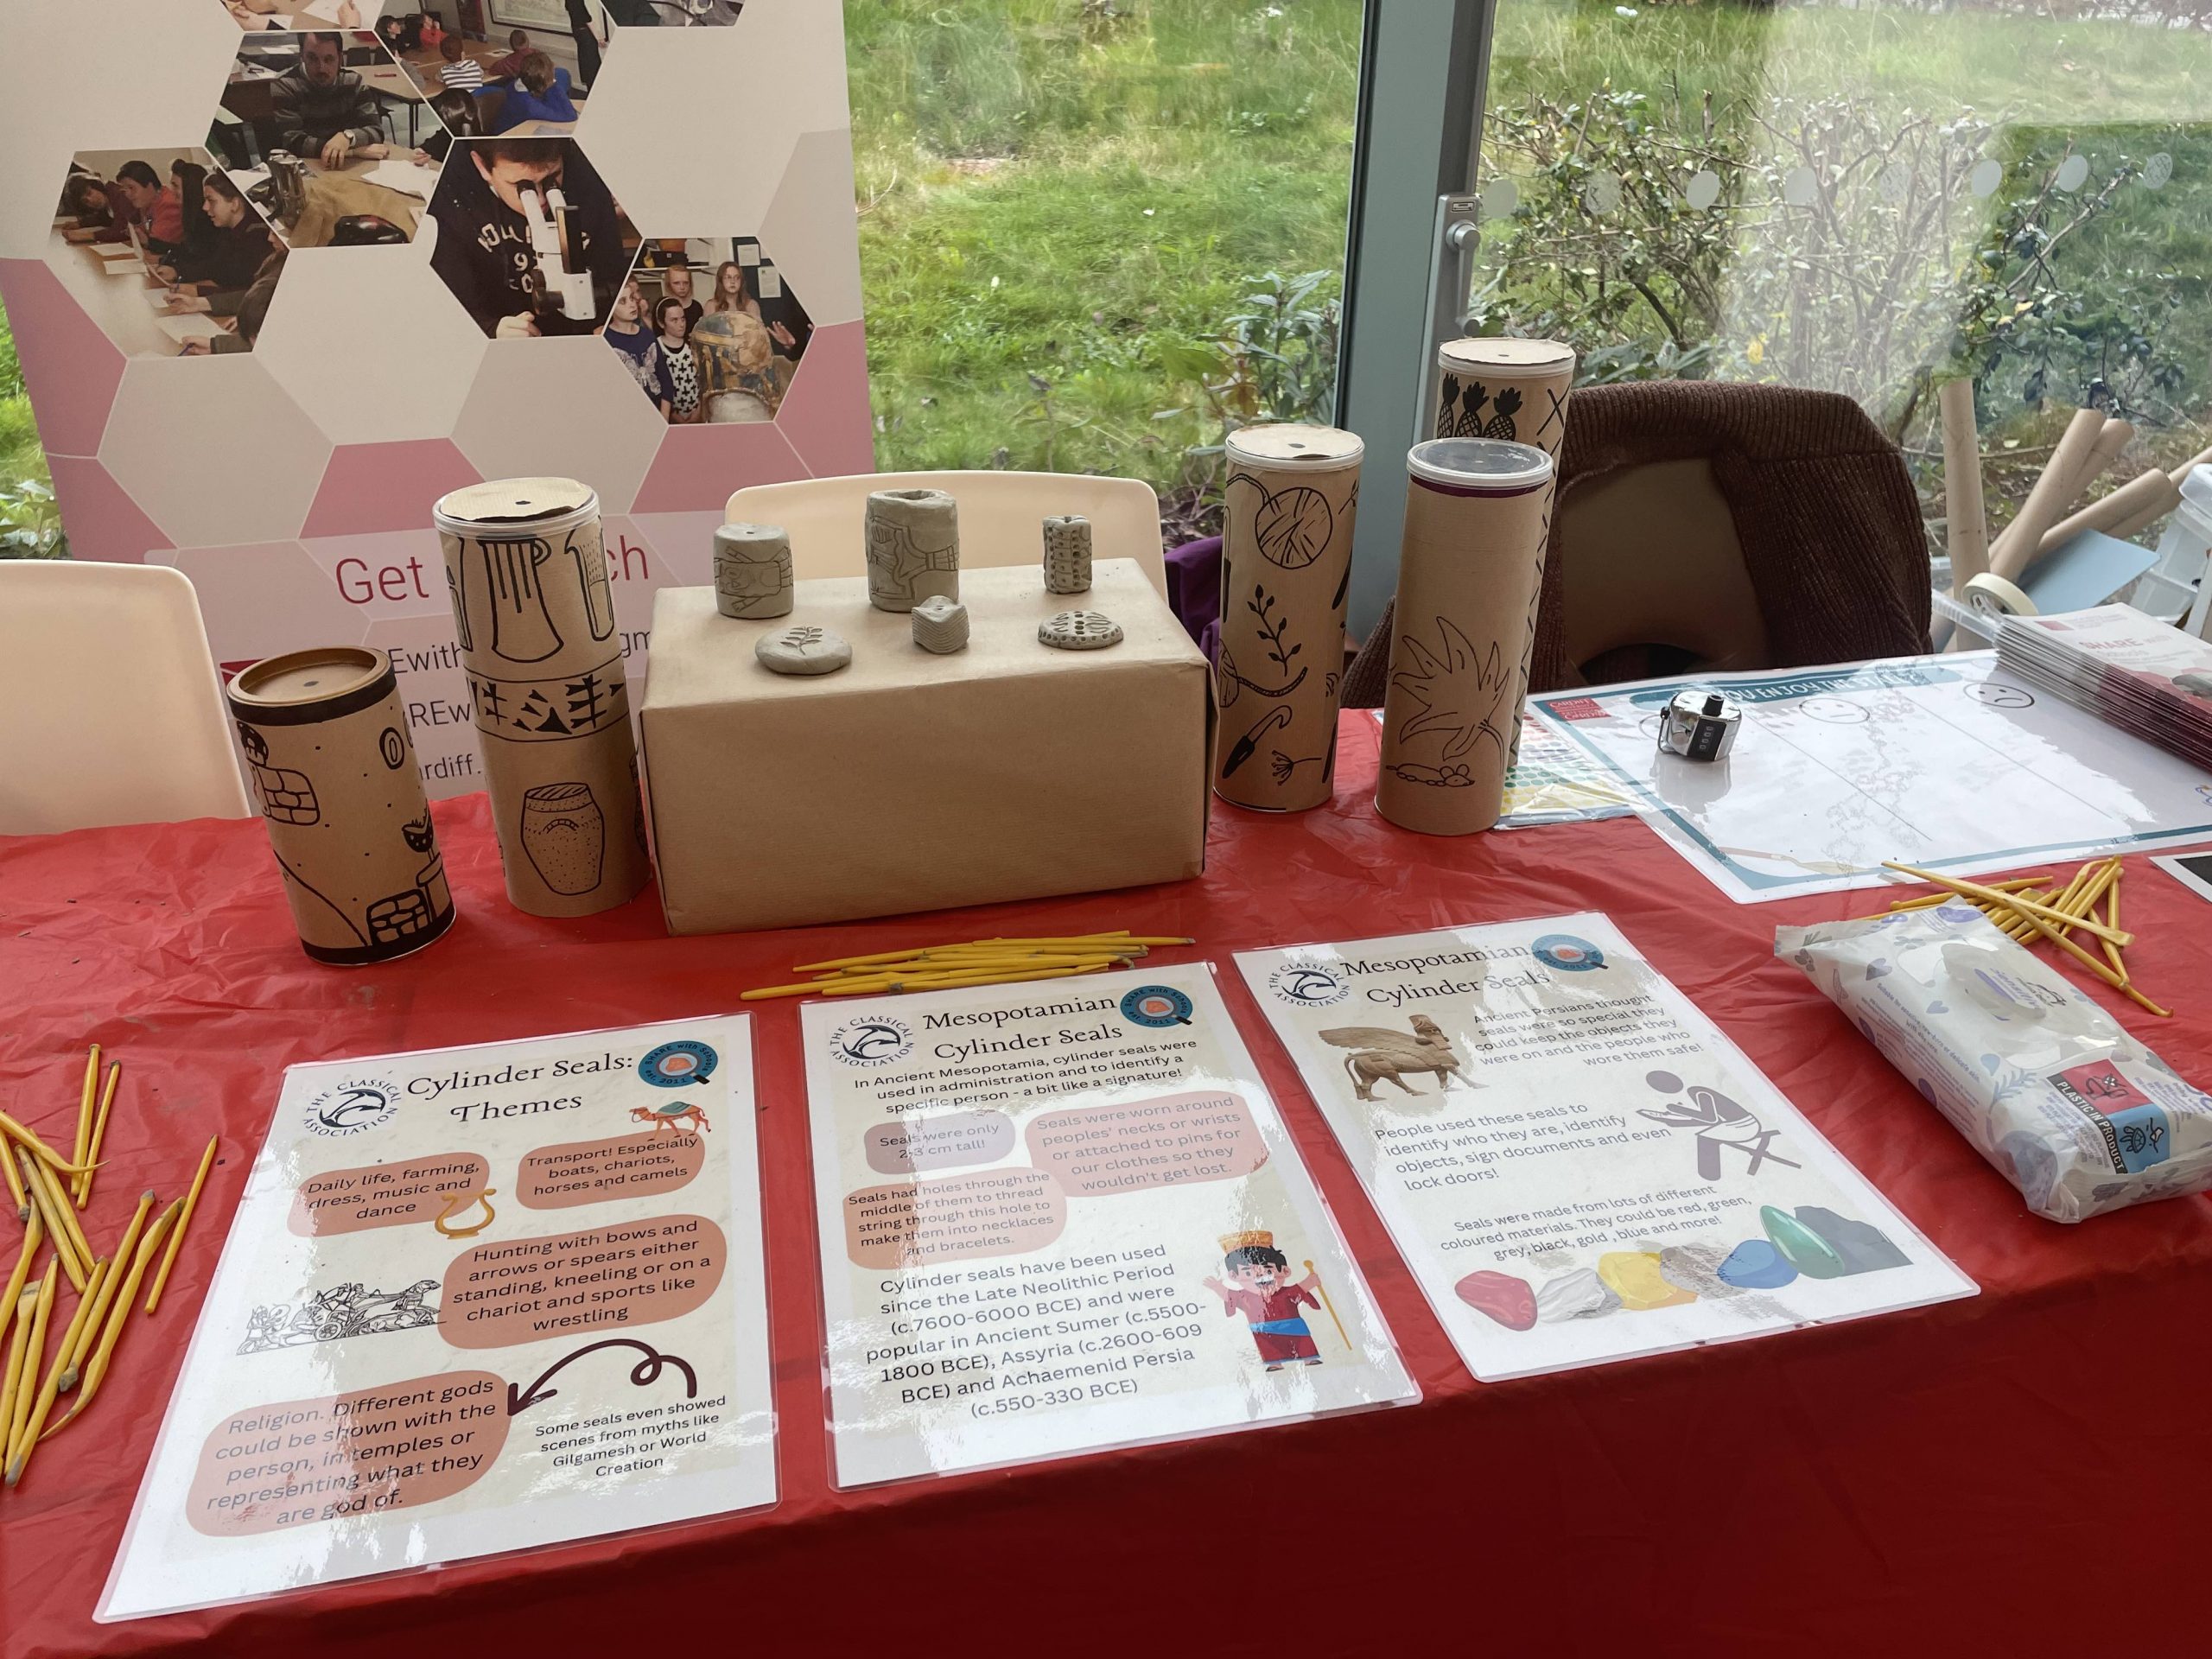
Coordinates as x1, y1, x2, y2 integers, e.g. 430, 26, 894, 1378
1205, 1229, 1326, 1370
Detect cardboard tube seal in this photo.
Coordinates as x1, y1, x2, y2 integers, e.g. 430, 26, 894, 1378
434, 477, 649, 918
1376, 439, 1555, 836
1212, 423, 1363, 812
228, 648, 456, 963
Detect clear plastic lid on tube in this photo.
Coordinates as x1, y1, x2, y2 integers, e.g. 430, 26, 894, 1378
1406, 437, 1553, 493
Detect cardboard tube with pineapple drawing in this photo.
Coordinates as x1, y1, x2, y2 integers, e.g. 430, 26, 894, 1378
1376, 438, 1554, 836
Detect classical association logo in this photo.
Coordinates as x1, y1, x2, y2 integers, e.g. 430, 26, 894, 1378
1120, 985, 1194, 1027
830, 1017, 913, 1066
639, 1039, 718, 1088
1268, 961, 1350, 1007
1531, 933, 1607, 973
304, 1077, 400, 1137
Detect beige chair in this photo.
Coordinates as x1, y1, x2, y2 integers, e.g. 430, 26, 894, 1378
0, 561, 252, 835
726, 470, 1168, 596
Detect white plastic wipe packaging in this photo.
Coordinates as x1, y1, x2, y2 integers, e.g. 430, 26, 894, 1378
1777, 905, 2212, 1222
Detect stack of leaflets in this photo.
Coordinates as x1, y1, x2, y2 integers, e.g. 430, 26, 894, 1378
1997, 605, 2212, 771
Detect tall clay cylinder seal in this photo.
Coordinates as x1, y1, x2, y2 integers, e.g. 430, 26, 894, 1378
1211, 423, 1363, 811
433, 476, 649, 917
865, 487, 961, 613
1375, 438, 1554, 836
228, 646, 456, 964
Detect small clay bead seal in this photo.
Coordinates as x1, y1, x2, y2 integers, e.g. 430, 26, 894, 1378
1039, 610, 1122, 651
911, 594, 970, 654
1042, 515, 1093, 594
713, 522, 795, 620
755, 624, 852, 677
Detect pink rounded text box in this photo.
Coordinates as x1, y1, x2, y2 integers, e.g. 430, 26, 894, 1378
289, 1154, 493, 1236
844, 1167, 1066, 1268
517, 1130, 704, 1210
1025, 1090, 1268, 1196
187, 1371, 509, 1536
442, 1215, 727, 1349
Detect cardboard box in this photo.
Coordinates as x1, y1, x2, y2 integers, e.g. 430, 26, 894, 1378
641, 559, 1211, 935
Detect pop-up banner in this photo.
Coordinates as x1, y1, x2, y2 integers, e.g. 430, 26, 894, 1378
0, 1, 871, 794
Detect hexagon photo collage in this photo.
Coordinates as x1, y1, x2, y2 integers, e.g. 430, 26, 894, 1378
4, 0, 868, 791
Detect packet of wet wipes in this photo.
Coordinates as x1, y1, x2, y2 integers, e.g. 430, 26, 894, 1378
1777, 903, 2212, 1222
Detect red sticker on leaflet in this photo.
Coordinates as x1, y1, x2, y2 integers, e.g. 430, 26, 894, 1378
1546, 697, 1606, 721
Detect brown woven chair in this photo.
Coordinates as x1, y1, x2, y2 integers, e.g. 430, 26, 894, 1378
1342, 381, 1931, 708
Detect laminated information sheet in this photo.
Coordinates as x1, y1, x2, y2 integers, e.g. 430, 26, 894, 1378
101, 1017, 774, 1622
801, 964, 1416, 1487
1528, 653, 2212, 902
1236, 918, 1974, 1382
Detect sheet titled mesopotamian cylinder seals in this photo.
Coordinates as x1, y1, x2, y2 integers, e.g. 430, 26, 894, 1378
802, 965, 1415, 1486
99, 1018, 773, 1621
1237, 918, 1976, 1381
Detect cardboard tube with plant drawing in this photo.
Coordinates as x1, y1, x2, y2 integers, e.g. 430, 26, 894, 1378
1376, 439, 1555, 836
227, 648, 456, 964
1212, 423, 1363, 811
434, 477, 649, 918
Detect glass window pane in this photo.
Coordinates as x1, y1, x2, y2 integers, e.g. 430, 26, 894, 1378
847, 0, 1367, 541
1473, 0, 2211, 551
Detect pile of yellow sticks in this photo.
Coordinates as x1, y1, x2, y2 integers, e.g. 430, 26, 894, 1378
741, 931, 1197, 1001
1876, 856, 2169, 1018
0, 1044, 219, 1491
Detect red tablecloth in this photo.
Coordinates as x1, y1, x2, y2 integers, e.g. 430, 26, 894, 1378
6, 715, 2210, 1658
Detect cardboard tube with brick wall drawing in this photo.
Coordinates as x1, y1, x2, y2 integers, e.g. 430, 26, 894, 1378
1212, 423, 1363, 812
1376, 439, 1554, 836
227, 647, 455, 964
434, 477, 649, 917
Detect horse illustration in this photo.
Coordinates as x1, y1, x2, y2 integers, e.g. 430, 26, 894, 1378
1319, 1014, 1468, 1101
632, 1101, 711, 1135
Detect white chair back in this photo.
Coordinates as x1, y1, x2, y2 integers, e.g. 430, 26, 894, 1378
726, 470, 1166, 595
0, 561, 251, 835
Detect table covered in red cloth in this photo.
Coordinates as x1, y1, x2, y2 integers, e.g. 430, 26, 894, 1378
5, 715, 2210, 1658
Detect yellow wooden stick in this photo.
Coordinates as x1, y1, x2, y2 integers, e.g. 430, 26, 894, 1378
0, 1132, 24, 1224
791, 944, 970, 973
975, 934, 1189, 947
71, 1046, 100, 1195
76, 1061, 121, 1208
18, 1153, 87, 1294
1882, 864, 2133, 946
147, 1139, 219, 1317
59, 1258, 109, 1391
7, 1261, 57, 1470
891, 964, 1108, 992
11, 1262, 107, 1481
0, 1114, 100, 1175
1886, 876, 2048, 911
0, 1287, 35, 1465
2, 1208, 44, 1324
67, 1192, 153, 1383
68, 1204, 177, 1414
743, 975, 899, 1001
26, 1150, 95, 1281
827, 952, 1123, 976
1987, 882, 2134, 990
